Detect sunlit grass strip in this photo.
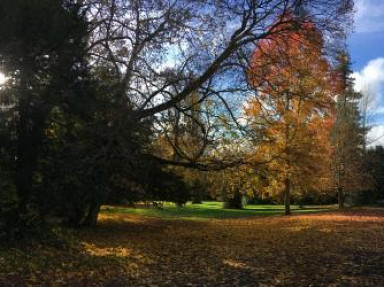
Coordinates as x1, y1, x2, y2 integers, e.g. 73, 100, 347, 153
101, 202, 337, 220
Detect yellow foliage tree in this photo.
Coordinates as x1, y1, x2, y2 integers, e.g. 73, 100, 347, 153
246, 18, 335, 214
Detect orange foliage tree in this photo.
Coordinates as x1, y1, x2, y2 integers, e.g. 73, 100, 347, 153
246, 18, 335, 215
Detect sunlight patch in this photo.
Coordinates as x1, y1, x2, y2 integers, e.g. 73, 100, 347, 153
83, 243, 133, 257
0, 73, 6, 85
223, 259, 248, 269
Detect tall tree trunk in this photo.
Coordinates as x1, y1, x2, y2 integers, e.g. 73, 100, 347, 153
15, 102, 48, 211
70, 195, 102, 227
83, 199, 101, 226
283, 95, 292, 216
338, 186, 345, 209
14, 59, 48, 211
15, 67, 36, 210
284, 177, 291, 215
15, 131, 35, 209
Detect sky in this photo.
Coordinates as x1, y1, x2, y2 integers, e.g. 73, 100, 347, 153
349, 0, 384, 146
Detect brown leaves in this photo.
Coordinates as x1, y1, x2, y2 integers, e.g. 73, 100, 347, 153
1, 208, 384, 286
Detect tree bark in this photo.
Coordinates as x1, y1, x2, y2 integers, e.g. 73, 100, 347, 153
83, 199, 101, 226
15, 58, 49, 212
70, 197, 102, 227
284, 178, 291, 215
338, 186, 345, 209
15, 65, 34, 209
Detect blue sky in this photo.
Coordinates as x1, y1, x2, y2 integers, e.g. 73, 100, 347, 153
348, 0, 384, 146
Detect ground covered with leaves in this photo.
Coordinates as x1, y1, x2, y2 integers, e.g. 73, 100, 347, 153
1, 207, 384, 286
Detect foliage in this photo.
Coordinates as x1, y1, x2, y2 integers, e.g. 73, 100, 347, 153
0, 0, 91, 233
0, 0, 354, 234
0, 0, 189, 231
363, 146, 384, 201
204, 168, 257, 209
246, 17, 335, 214
331, 52, 371, 208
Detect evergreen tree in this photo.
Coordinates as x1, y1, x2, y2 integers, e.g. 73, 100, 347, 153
332, 52, 369, 208
0, 0, 92, 234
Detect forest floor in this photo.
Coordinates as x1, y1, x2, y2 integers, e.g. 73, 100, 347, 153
1, 205, 384, 286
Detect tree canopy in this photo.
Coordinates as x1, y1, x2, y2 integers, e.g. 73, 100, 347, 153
0, 0, 358, 235
246, 17, 336, 214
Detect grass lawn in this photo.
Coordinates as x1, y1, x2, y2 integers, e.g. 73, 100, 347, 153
102, 201, 336, 219
1, 205, 384, 286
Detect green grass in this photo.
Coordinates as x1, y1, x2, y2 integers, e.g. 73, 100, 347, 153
102, 201, 336, 220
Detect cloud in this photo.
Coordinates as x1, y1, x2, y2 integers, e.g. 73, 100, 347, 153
367, 125, 384, 147
353, 57, 384, 147
354, 0, 384, 33
352, 57, 384, 113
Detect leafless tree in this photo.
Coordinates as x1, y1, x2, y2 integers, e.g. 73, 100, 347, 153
81, 0, 354, 168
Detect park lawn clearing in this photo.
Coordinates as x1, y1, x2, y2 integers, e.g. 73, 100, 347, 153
1, 206, 384, 286
102, 201, 336, 220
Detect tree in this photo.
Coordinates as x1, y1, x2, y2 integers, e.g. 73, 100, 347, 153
0, 0, 354, 231
331, 52, 370, 208
246, 17, 335, 215
364, 146, 384, 202
83, 0, 353, 168
0, 0, 94, 233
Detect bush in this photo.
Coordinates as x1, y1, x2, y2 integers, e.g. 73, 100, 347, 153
0, 181, 19, 216
0, 182, 43, 241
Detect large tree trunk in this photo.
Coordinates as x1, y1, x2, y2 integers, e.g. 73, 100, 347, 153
15, 63, 49, 212
15, 136, 35, 210
284, 177, 291, 215
15, 109, 48, 212
15, 68, 35, 209
70, 197, 101, 227
338, 186, 345, 209
83, 199, 101, 226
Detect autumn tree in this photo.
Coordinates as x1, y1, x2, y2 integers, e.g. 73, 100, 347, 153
246, 18, 335, 215
83, 0, 353, 168
87, 0, 352, 211
0, 0, 354, 231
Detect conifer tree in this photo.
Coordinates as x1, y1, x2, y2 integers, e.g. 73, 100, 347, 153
332, 52, 369, 208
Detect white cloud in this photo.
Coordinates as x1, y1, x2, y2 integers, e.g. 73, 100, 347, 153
353, 58, 384, 148
354, 0, 384, 33
352, 57, 384, 113
367, 125, 384, 147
